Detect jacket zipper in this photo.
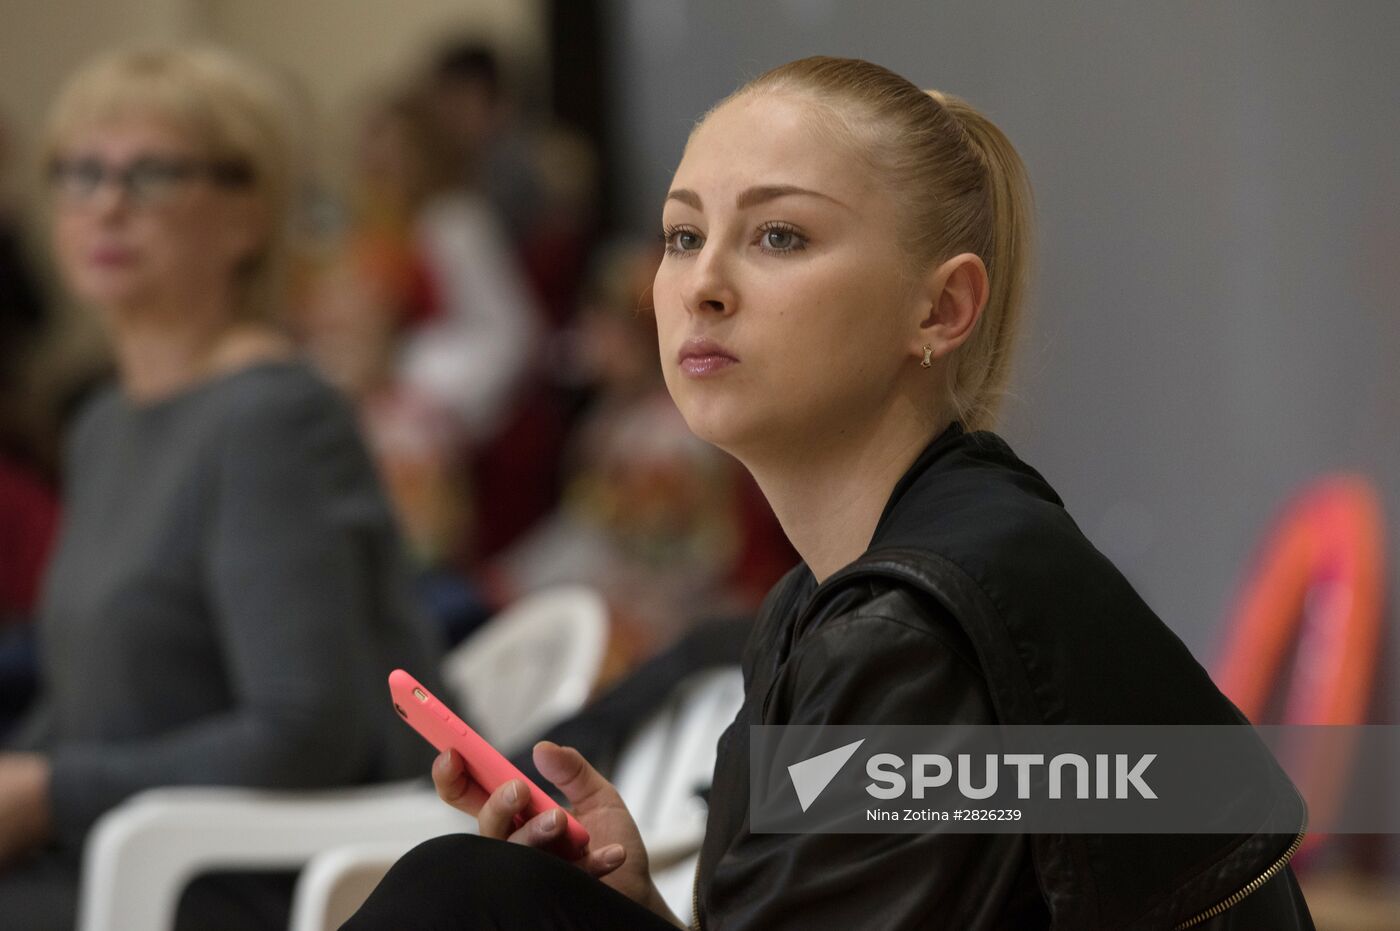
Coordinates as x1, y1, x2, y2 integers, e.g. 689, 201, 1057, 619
689, 849, 703, 930
1172, 821, 1307, 929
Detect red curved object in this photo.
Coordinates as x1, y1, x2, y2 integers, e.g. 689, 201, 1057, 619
1214, 475, 1386, 855
1216, 475, 1384, 725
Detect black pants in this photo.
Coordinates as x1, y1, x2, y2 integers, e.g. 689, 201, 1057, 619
342, 834, 680, 930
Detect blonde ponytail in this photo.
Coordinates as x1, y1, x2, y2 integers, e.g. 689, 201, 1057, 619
924, 90, 1035, 430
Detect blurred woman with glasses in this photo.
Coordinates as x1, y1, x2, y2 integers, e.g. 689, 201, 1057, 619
0, 47, 443, 930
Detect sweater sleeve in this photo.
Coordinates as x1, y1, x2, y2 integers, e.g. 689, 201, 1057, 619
46, 382, 390, 844
706, 596, 1043, 930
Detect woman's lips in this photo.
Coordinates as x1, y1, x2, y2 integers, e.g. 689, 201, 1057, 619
678, 337, 739, 378
88, 246, 137, 268
680, 354, 738, 377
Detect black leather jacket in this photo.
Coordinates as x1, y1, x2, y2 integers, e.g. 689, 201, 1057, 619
694, 423, 1314, 930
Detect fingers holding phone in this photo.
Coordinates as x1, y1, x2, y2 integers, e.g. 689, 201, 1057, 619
431, 748, 489, 814
393, 671, 681, 924
429, 742, 598, 866
525, 740, 678, 915
390, 669, 590, 860
434, 743, 629, 873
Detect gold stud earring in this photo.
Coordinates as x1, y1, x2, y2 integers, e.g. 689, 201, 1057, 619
921, 345, 933, 368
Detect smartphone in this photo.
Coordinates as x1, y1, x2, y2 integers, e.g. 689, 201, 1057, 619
388, 668, 590, 860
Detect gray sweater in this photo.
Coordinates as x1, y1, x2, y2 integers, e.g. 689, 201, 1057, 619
11, 360, 444, 846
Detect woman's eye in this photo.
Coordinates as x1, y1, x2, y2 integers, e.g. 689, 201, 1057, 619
757, 224, 806, 254
661, 226, 703, 255
764, 229, 794, 250
128, 163, 182, 200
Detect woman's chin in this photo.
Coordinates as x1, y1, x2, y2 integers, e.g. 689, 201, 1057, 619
674, 402, 768, 458
70, 274, 144, 312
74, 280, 159, 318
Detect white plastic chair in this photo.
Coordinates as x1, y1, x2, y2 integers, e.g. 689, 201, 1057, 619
442, 585, 609, 756
286, 665, 746, 931
76, 784, 472, 931
76, 586, 609, 931
614, 667, 745, 927
613, 667, 745, 864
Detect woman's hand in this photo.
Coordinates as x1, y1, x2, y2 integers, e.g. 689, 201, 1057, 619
0, 752, 52, 868
433, 740, 684, 926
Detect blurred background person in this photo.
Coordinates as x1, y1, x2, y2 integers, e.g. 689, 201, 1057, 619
427, 40, 551, 256
351, 87, 542, 456
0, 47, 443, 930
425, 40, 601, 565
298, 88, 527, 643
310, 76, 560, 575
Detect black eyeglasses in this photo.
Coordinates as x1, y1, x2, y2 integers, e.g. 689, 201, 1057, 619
47, 155, 254, 207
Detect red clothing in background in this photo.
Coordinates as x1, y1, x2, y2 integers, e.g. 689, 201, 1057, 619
0, 457, 59, 619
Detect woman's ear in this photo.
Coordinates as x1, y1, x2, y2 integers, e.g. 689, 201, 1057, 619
913, 252, 988, 360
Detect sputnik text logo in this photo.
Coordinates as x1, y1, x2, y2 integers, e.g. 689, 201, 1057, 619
787, 739, 1158, 811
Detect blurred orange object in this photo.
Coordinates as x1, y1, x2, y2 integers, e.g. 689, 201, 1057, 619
1215, 474, 1386, 857
1217, 475, 1385, 725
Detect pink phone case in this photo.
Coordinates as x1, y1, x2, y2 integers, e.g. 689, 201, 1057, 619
388, 669, 590, 860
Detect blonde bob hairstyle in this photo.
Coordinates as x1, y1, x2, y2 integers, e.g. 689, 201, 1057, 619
42, 46, 299, 324
719, 57, 1034, 432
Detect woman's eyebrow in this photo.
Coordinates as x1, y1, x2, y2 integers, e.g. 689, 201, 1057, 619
665, 188, 703, 209
663, 185, 852, 212
736, 184, 851, 211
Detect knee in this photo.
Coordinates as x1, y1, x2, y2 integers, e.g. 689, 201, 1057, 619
399, 833, 548, 884
346, 834, 487, 927
399, 832, 494, 869
346, 833, 558, 928
388, 833, 514, 894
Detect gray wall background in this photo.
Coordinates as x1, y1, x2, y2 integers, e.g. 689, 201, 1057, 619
603, 1, 1400, 720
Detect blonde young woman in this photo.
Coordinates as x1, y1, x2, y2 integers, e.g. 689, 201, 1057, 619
0, 49, 441, 929
347, 57, 1313, 930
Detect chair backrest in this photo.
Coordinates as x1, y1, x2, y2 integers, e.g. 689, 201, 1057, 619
77, 783, 467, 931
439, 585, 609, 756
613, 666, 746, 857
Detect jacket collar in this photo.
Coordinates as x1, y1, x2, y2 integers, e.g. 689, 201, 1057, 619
870, 419, 967, 545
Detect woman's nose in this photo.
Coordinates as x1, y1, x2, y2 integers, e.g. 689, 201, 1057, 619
87, 180, 134, 222
683, 248, 736, 317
